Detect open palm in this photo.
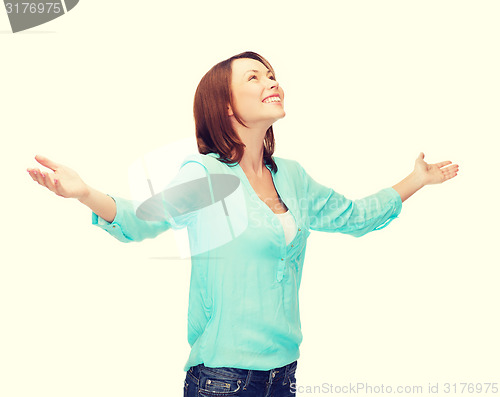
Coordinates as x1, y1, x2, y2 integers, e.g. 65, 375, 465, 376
413, 152, 459, 186
27, 155, 90, 199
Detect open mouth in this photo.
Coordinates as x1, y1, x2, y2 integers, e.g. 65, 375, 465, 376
262, 96, 281, 103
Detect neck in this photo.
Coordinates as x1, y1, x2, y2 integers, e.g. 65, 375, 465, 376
232, 120, 270, 177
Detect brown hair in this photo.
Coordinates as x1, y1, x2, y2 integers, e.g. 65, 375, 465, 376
193, 51, 278, 173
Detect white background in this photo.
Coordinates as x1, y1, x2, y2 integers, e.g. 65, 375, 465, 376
1, 1, 499, 396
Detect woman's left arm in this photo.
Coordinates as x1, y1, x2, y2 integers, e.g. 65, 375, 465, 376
392, 152, 460, 203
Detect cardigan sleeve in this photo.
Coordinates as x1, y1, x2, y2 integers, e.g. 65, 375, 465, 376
91, 160, 207, 243
92, 195, 172, 243
298, 162, 402, 237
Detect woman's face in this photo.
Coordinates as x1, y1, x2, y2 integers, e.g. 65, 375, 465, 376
229, 58, 285, 127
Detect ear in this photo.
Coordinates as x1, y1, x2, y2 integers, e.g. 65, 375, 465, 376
227, 103, 233, 117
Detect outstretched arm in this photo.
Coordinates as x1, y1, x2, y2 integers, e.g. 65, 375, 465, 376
299, 162, 403, 237
28, 154, 211, 243
27, 155, 116, 222
28, 154, 174, 243
392, 152, 459, 203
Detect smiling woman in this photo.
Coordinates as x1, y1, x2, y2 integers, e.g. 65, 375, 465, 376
194, 52, 284, 174
228, 58, 285, 123
27, 51, 459, 397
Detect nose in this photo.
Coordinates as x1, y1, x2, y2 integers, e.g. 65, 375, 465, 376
268, 77, 279, 90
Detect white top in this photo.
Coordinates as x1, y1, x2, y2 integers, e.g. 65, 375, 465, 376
275, 210, 297, 245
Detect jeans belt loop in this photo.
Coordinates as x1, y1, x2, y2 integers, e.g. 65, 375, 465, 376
283, 364, 289, 384
244, 370, 252, 390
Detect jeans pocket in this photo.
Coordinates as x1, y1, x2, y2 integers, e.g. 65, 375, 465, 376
198, 368, 243, 396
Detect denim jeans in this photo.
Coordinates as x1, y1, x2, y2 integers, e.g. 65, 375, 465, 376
183, 360, 297, 397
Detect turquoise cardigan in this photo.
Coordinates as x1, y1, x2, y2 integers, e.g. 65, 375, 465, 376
92, 152, 402, 371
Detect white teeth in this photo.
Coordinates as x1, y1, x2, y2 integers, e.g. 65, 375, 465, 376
263, 96, 281, 103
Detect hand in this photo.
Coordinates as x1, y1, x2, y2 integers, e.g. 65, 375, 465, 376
27, 155, 90, 199
413, 152, 459, 186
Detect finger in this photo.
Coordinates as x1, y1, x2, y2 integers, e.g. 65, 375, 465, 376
35, 154, 59, 171
442, 164, 459, 173
442, 168, 459, 180
38, 170, 55, 190
43, 172, 59, 195
27, 169, 40, 184
444, 171, 458, 181
27, 169, 36, 180
29, 169, 46, 186
441, 166, 455, 174
38, 171, 52, 189
435, 160, 452, 168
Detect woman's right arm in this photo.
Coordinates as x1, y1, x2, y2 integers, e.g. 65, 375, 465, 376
27, 154, 173, 242
77, 186, 116, 223
27, 154, 204, 242
27, 154, 116, 222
